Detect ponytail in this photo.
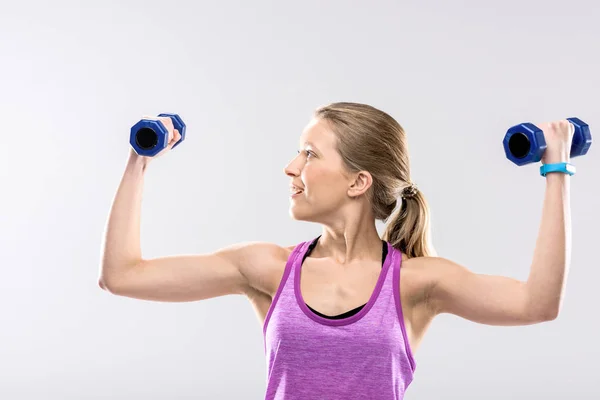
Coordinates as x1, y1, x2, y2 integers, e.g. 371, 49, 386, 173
382, 189, 435, 258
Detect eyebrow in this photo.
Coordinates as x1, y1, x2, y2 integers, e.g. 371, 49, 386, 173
299, 141, 320, 151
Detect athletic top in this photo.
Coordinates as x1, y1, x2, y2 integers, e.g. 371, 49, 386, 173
262, 235, 416, 399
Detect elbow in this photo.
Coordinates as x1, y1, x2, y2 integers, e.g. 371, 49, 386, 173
98, 271, 123, 294
98, 276, 116, 293
531, 307, 560, 323
98, 277, 123, 295
541, 307, 560, 322
98, 274, 124, 294
98, 277, 116, 292
525, 291, 561, 323
98, 260, 140, 294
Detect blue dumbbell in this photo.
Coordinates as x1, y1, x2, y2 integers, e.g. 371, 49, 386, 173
503, 117, 591, 166
130, 113, 186, 157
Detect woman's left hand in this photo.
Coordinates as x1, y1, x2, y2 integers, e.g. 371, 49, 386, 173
539, 120, 575, 165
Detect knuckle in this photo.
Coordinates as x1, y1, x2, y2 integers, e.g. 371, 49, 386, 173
159, 117, 174, 129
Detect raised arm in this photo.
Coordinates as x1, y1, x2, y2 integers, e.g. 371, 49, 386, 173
425, 120, 573, 325
99, 120, 281, 302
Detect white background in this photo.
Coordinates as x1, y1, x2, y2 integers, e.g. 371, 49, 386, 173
1, 0, 598, 398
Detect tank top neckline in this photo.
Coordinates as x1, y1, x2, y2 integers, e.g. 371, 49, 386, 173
293, 236, 397, 327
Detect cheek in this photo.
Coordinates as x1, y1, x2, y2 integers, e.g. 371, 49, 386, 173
302, 167, 323, 188
303, 168, 343, 197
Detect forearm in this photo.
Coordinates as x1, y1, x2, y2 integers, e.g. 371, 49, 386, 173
99, 151, 148, 286
525, 172, 571, 319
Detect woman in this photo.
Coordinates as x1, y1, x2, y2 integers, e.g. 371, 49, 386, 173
99, 102, 573, 399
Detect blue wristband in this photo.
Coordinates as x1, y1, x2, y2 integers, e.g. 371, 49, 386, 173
539, 162, 576, 177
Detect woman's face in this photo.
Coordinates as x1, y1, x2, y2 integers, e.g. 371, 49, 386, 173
284, 118, 353, 223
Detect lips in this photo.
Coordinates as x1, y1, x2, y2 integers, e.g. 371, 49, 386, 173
290, 184, 304, 195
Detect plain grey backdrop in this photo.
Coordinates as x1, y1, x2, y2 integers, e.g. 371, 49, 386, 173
1, 0, 598, 399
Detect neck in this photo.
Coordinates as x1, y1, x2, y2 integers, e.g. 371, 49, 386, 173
315, 219, 382, 266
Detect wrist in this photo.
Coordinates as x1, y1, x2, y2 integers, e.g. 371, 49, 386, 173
544, 171, 570, 188
542, 151, 569, 165
127, 149, 149, 171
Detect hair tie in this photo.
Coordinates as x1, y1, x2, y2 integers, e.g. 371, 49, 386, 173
401, 183, 418, 199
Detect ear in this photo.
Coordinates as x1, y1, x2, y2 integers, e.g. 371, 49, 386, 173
348, 171, 373, 198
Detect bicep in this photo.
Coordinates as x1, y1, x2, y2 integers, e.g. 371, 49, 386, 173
101, 242, 280, 303
426, 258, 535, 326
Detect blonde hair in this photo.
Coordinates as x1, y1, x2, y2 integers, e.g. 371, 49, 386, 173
314, 102, 435, 258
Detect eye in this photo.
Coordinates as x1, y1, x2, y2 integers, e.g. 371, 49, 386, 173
297, 150, 315, 158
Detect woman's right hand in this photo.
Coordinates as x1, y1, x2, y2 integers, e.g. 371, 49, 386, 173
129, 115, 182, 164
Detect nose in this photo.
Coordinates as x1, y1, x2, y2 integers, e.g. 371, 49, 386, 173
284, 164, 299, 178
284, 152, 303, 177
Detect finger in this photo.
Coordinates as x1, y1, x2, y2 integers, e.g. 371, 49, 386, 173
158, 116, 174, 131
157, 117, 175, 141
168, 129, 181, 147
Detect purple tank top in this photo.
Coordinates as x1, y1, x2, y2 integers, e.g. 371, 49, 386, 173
262, 238, 416, 399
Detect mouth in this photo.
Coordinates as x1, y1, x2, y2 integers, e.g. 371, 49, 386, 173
290, 187, 304, 197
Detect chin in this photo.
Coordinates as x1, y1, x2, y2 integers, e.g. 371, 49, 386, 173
288, 209, 303, 221
289, 207, 310, 222
289, 209, 321, 224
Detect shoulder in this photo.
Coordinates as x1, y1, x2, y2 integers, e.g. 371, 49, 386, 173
402, 256, 465, 285
218, 241, 294, 263
402, 255, 462, 275
229, 241, 300, 297
398, 255, 460, 306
